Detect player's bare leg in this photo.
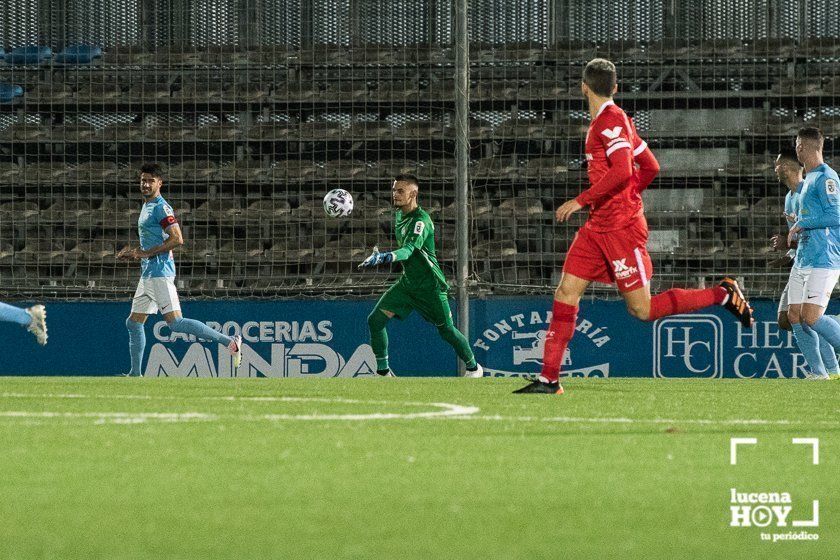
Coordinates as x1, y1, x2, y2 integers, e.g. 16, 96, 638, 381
514, 273, 590, 394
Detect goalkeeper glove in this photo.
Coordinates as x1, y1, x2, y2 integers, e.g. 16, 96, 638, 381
358, 246, 394, 268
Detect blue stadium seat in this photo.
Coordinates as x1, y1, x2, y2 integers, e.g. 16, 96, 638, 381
5, 45, 52, 65
0, 83, 24, 103
55, 44, 102, 64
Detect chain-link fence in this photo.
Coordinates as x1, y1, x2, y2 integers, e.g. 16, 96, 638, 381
0, 0, 838, 301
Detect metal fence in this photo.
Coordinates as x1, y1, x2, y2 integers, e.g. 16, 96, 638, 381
0, 0, 838, 303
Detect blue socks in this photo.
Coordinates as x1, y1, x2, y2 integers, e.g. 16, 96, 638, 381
0, 302, 32, 327
168, 317, 232, 346
810, 315, 840, 374
126, 318, 146, 376
792, 323, 825, 375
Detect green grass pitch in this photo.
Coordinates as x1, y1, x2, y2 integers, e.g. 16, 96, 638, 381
0, 377, 836, 559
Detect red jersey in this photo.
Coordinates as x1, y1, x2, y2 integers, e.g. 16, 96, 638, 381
577, 101, 649, 232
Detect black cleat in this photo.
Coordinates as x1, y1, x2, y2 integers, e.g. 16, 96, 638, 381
513, 378, 564, 394
719, 277, 754, 328
376, 369, 396, 377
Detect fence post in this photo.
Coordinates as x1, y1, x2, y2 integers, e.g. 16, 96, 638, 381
454, 0, 470, 376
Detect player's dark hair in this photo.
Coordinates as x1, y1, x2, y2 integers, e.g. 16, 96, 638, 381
394, 174, 420, 188
777, 148, 801, 167
797, 127, 823, 143
582, 58, 617, 97
139, 162, 164, 179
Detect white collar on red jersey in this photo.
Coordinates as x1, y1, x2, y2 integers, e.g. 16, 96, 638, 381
594, 99, 615, 120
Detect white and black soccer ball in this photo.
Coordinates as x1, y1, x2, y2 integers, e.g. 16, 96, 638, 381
323, 188, 354, 218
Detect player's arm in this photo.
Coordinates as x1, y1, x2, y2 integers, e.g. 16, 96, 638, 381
359, 219, 429, 268
634, 144, 660, 192
137, 223, 183, 258
793, 177, 840, 230
557, 147, 634, 222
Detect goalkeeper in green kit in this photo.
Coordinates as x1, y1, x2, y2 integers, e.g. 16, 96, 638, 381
358, 174, 483, 378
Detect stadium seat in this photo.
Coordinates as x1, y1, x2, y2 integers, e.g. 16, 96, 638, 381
548, 40, 597, 61
69, 161, 120, 182
198, 46, 249, 66
801, 38, 840, 58
168, 160, 218, 181
473, 239, 517, 259
52, 124, 97, 142
749, 38, 796, 59
174, 81, 224, 102
125, 83, 171, 101
4, 45, 52, 65
371, 82, 421, 101
217, 161, 268, 182
321, 160, 367, 179
42, 200, 92, 224
347, 121, 393, 139
0, 163, 22, 184
98, 123, 145, 141
2, 123, 49, 141
55, 45, 102, 64
68, 240, 116, 263
195, 123, 242, 140
0, 200, 39, 219
643, 188, 708, 213
145, 125, 197, 141
102, 47, 152, 65
246, 199, 293, 222
472, 157, 519, 179
28, 83, 74, 102
191, 200, 245, 222
771, 77, 823, 95
267, 160, 319, 182
523, 157, 569, 179
21, 163, 68, 184
16, 240, 64, 264
0, 83, 23, 103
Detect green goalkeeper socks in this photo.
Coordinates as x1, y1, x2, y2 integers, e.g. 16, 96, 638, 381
437, 324, 477, 369
367, 309, 390, 371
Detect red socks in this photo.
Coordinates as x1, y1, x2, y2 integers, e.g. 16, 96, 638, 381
540, 301, 578, 383
648, 287, 727, 321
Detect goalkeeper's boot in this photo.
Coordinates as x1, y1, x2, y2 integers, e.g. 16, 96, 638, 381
719, 277, 754, 328
513, 376, 564, 394
464, 363, 484, 378
228, 335, 243, 369
376, 369, 396, 377
25, 304, 47, 345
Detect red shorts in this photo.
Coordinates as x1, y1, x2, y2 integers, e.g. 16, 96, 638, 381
563, 218, 653, 292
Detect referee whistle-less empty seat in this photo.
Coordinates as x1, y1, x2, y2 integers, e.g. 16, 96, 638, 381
55, 45, 102, 64
0, 83, 23, 103
5, 46, 52, 65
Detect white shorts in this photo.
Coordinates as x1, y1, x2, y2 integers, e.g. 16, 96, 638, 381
787, 267, 840, 308
131, 277, 181, 315
778, 280, 790, 314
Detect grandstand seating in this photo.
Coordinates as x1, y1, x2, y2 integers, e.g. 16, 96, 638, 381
0, 32, 838, 299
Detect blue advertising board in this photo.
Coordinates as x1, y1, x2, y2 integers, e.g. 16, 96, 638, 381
0, 297, 827, 378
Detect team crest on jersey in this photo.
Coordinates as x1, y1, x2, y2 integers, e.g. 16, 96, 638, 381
164, 205, 174, 216
826, 179, 837, 195
414, 221, 425, 235
600, 126, 623, 140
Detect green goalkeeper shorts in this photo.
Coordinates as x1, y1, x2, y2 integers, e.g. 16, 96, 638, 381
373, 279, 453, 327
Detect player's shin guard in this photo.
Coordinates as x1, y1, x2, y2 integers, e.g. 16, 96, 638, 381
792, 323, 826, 376
647, 287, 727, 321
0, 301, 32, 327
367, 310, 390, 371
540, 301, 578, 383
436, 324, 477, 369
168, 317, 231, 345
126, 318, 146, 376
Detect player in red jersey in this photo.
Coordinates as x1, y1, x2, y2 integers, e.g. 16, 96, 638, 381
514, 58, 754, 394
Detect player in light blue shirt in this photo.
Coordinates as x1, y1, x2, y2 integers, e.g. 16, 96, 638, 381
786, 128, 840, 380
117, 162, 243, 376
771, 149, 838, 377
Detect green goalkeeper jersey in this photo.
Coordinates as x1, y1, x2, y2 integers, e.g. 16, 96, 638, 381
392, 207, 448, 291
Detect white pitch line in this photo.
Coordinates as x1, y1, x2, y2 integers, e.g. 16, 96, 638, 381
438, 414, 840, 427
257, 402, 479, 421
0, 411, 215, 424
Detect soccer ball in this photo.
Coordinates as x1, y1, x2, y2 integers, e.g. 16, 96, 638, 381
323, 188, 354, 218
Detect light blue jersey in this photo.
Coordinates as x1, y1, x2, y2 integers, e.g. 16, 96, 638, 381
784, 187, 800, 258
138, 195, 177, 278
794, 163, 840, 269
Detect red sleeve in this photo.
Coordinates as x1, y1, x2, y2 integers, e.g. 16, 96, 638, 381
634, 146, 660, 192
575, 147, 634, 207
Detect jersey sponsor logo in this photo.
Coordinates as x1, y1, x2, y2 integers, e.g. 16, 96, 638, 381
825, 179, 837, 195
600, 126, 623, 140
612, 258, 639, 280
414, 221, 425, 236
